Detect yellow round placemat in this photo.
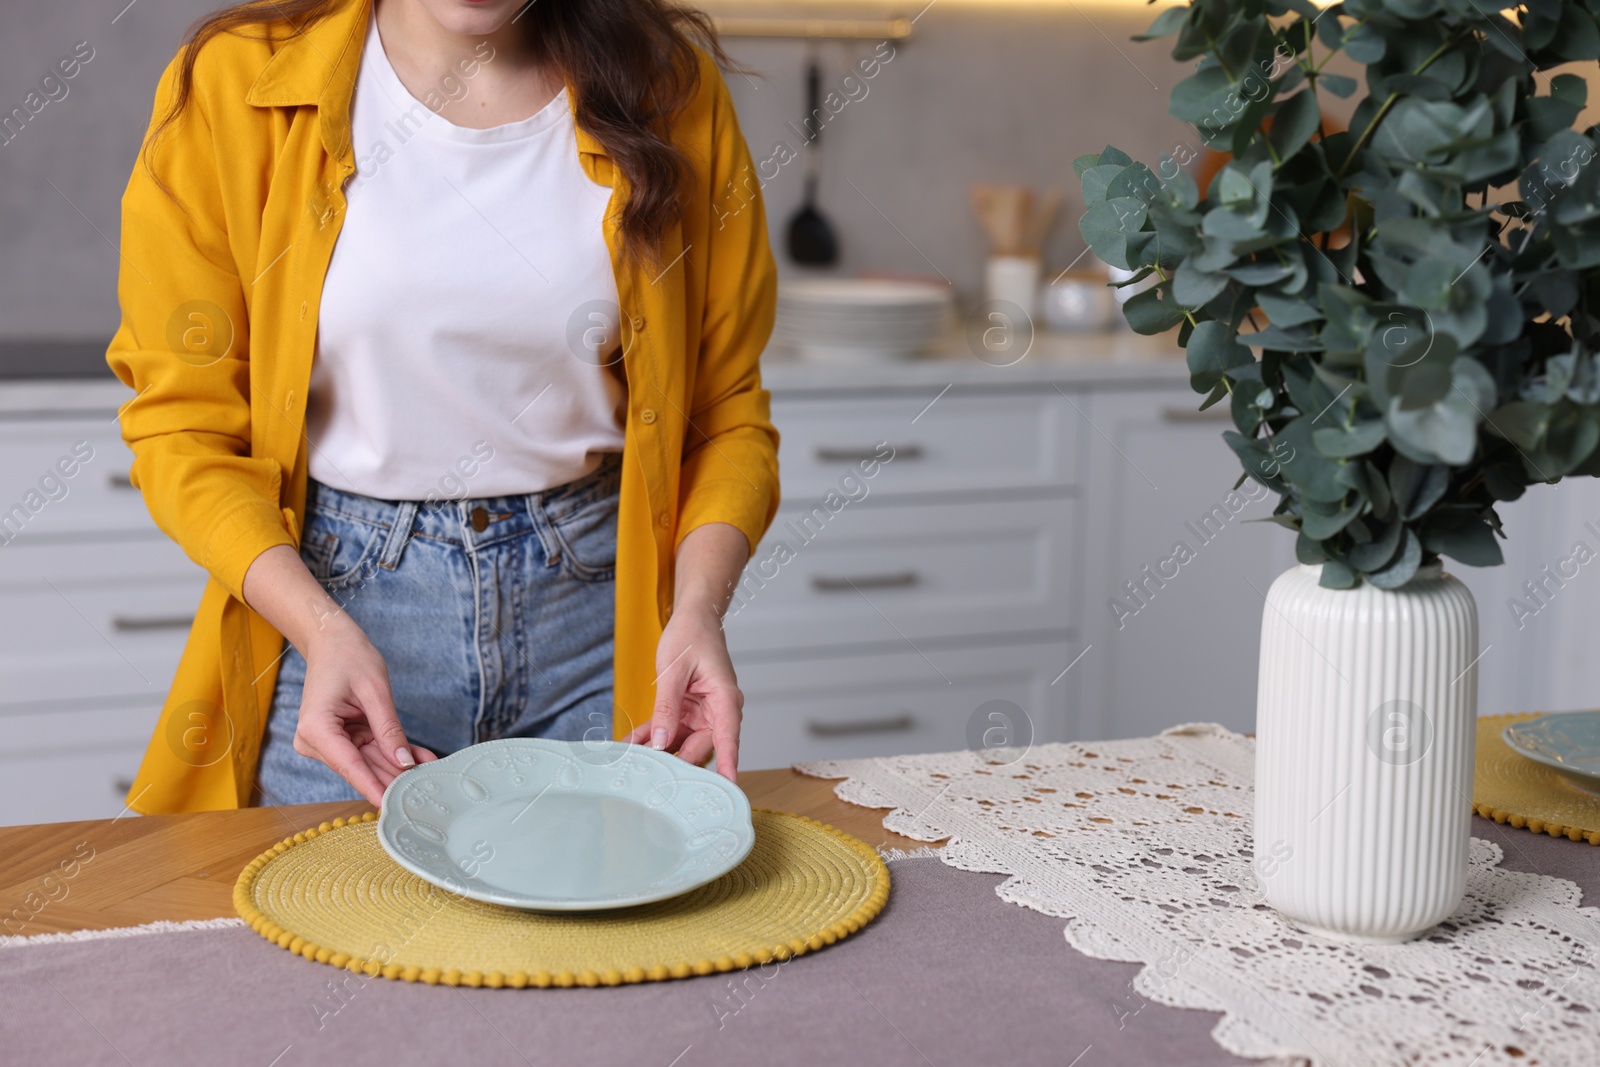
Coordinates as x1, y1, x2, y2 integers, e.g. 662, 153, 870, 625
1474, 713, 1600, 845
234, 808, 889, 987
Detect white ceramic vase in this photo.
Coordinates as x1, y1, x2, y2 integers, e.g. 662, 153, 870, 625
1253, 562, 1478, 944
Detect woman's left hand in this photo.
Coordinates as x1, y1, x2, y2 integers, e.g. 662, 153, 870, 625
629, 603, 743, 781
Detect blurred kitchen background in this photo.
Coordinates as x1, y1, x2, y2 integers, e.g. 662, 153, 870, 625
4, 0, 1600, 824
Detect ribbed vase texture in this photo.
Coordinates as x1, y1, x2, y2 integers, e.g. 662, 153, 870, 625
1253, 563, 1478, 943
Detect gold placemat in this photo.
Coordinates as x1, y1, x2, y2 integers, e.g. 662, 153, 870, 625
1474, 713, 1600, 845
233, 809, 889, 987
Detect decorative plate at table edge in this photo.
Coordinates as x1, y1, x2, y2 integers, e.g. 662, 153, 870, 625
376, 738, 754, 911
1502, 712, 1600, 795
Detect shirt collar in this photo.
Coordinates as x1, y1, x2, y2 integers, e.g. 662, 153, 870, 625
243, 0, 606, 164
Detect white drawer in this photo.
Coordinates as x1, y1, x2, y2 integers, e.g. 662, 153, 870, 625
0, 579, 204, 710
735, 640, 1077, 770
0, 533, 204, 587
0, 739, 152, 826
724, 497, 1074, 654
0, 419, 151, 541
0, 700, 159, 751
771, 390, 1081, 498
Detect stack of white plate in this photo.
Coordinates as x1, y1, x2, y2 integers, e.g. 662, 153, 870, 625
773, 279, 953, 364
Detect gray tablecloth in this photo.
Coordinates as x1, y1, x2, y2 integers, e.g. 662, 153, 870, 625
2, 817, 1595, 1067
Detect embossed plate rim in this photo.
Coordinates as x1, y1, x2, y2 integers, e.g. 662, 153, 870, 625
1502, 711, 1600, 795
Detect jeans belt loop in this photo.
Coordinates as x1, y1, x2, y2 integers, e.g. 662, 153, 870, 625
379, 500, 419, 570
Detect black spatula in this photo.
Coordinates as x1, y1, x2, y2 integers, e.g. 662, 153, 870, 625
786, 59, 839, 267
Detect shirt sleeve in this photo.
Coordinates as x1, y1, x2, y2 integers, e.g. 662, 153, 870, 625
104, 48, 296, 602
674, 58, 782, 557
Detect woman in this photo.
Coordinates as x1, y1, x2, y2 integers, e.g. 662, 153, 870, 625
107, 0, 779, 812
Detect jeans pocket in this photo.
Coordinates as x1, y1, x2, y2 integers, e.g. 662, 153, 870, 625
546, 495, 618, 582
300, 509, 388, 592
541, 458, 621, 583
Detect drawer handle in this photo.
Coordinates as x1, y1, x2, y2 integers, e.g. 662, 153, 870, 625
1160, 406, 1232, 423
806, 713, 915, 737
111, 614, 195, 632
811, 571, 919, 592
108, 472, 135, 490
814, 444, 923, 463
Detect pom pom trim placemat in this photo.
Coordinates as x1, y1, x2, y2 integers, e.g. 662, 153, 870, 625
233, 809, 889, 987
1474, 712, 1600, 845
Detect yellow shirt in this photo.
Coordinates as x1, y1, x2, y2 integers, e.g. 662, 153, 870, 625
107, 0, 780, 814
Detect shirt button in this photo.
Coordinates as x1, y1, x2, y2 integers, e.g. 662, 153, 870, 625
469, 506, 489, 533
631, 314, 646, 331
640, 408, 658, 425
658, 511, 670, 528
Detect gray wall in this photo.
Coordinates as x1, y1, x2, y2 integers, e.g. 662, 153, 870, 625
0, 0, 1200, 341
0, 0, 223, 341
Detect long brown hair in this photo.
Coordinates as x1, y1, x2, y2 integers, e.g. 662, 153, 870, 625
147, 0, 732, 262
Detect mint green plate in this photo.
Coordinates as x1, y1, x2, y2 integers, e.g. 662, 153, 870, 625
377, 739, 754, 910
1502, 712, 1600, 796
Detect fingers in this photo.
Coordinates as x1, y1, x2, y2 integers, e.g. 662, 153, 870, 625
677, 726, 715, 768
708, 687, 742, 783
410, 744, 439, 764
301, 724, 388, 807
624, 719, 654, 745
650, 653, 692, 753
354, 673, 414, 773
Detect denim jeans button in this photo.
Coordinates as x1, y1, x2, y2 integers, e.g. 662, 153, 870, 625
469, 506, 489, 532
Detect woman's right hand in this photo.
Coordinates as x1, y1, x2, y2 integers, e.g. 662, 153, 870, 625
294, 622, 437, 806
242, 543, 434, 806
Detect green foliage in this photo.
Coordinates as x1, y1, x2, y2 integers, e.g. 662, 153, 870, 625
1078, 0, 1600, 588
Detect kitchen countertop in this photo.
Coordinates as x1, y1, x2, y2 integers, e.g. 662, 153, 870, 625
0, 768, 932, 936
761, 328, 1189, 393
0, 329, 1190, 415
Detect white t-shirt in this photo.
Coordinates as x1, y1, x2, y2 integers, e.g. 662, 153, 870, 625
307, 12, 626, 501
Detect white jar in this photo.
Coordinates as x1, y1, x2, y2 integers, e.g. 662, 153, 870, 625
1253, 562, 1478, 943
984, 255, 1042, 319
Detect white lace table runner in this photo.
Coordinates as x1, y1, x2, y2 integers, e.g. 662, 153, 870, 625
797, 723, 1600, 1067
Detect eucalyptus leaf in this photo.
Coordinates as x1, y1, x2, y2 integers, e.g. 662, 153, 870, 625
1187, 321, 1256, 392
1319, 74, 1357, 98
1366, 529, 1424, 588
1276, 417, 1351, 502
1318, 558, 1359, 587
1301, 497, 1362, 539
1122, 282, 1190, 335
1389, 457, 1450, 521
1421, 509, 1505, 566
1174, 257, 1231, 307
1349, 519, 1404, 571
1313, 421, 1388, 457
1079, 198, 1149, 271
1269, 91, 1322, 162
1296, 531, 1329, 564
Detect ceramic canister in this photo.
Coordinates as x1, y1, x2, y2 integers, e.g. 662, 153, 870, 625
1253, 562, 1479, 943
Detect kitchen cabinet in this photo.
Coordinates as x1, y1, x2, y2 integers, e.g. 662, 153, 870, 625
726, 380, 1085, 769
729, 365, 1299, 769
1073, 387, 1297, 740
0, 383, 209, 826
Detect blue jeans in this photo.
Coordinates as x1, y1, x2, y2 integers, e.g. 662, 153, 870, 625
254, 455, 621, 806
